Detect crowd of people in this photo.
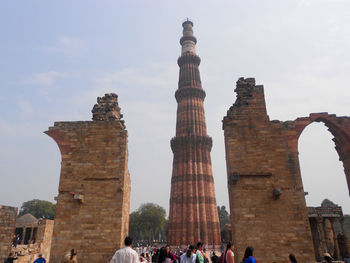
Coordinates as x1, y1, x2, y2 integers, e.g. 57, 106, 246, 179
3, 236, 341, 263
3, 249, 77, 263
109, 236, 342, 263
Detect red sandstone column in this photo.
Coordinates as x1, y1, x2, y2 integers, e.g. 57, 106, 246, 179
168, 20, 221, 246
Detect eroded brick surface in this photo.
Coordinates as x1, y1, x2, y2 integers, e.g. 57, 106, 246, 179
0, 205, 17, 261
46, 94, 130, 263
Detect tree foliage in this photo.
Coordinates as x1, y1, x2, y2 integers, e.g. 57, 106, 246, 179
19, 199, 56, 219
129, 203, 167, 242
217, 205, 230, 232
321, 198, 337, 207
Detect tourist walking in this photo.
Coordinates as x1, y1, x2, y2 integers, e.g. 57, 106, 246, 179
33, 254, 46, 263
158, 247, 172, 263
224, 242, 234, 263
180, 245, 196, 263
196, 242, 208, 263
289, 254, 297, 263
60, 249, 77, 263
323, 253, 333, 263
242, 247, 256, 263
110, 236, 139, 263
4, 252, 17, 263
211, 252, 219, 263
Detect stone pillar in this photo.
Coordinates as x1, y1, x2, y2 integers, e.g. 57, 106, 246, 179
330, 218, 341, 260
223, 78, 315, 262
0, 205, 17, 262
316, 217, 327, 255
46, 93, 130, 263
168, 20, 221, 246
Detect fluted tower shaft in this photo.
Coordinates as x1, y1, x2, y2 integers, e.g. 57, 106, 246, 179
168, 20, 221, 246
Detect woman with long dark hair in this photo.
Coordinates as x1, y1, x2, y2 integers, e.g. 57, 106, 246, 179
242, 247, 256, 263
224, 242, 234, 263
158, 247, 172, 263
289, 254, 297, 263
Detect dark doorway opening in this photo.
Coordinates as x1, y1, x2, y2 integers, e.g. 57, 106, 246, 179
24, 228, 32, 244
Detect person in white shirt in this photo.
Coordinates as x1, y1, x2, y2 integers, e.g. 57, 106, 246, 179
110, 236, 140, 263
180, 245, 197, 263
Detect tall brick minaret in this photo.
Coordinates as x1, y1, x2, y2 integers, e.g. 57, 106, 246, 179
168, 20, 221, 246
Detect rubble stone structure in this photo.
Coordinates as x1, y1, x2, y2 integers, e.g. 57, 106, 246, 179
308, 206, 350, 261
223, 77, 350, 262
0, 205, 17, 262
12, 214, 54, 263
45, 93, 130, 263
168, 20, 221, 246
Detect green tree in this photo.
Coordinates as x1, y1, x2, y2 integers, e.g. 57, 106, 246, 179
321, 198, 337, 207
217, 205, 230, 232
129, 203, 167, 242
19, 199, 56, 219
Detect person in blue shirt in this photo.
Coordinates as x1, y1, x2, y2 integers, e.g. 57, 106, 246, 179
33, 254, 46, 263
243, 247, 256, 263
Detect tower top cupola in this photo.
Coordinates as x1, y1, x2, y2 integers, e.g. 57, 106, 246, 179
180, 18, 197, 55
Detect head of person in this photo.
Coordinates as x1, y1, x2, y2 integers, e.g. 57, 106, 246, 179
158, 247, 168, 263
244, 246, 254, 259
38, 254, 43, 258
70, 249, 77, 260
289, 254, 297, 263
166, 245, 170, 254
186, 245, 196, 258
8, 252, 13, 257
324, 253, 333, 262
197, 242, 204, 251
124, 236, 133, 247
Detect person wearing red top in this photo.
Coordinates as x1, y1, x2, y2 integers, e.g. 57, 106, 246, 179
225, 242, 234, 263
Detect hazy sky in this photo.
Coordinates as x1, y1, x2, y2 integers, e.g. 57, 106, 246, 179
0, 0, 349, 215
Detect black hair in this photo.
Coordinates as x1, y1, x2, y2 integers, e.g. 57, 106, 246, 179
243, 246, 254, 259
70, 249, 77, 260
197, 242, 204, 249
187, 245, 196, 258
124, 236, 133, 246
289, 254, 297, 263
158, 247, 168, 263
224, 242, 233, 263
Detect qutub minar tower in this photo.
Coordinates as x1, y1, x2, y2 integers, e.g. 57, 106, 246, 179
168, 20, 221, 246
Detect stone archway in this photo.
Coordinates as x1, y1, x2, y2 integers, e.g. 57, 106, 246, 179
294, 113, 350, 195
223, 78, 350, 263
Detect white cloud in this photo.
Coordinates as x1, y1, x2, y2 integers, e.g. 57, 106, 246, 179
25, 71, 65, 87
24, 71, 65, 98
43, 35, 87, 56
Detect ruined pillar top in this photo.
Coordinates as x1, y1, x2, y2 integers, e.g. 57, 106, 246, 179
91, 93, 122, 121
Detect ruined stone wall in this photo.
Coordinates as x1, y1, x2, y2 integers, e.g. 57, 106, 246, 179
12, 219, 54, 263
38, 219, 54, 260
223, 78, 315, 263
0, 205, 17, 261
46, 94, 130, 263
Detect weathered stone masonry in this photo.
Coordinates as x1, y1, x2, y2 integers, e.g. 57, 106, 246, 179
223, 77, 350, 262
0, 205, 17, 262
46, 93, 130, 263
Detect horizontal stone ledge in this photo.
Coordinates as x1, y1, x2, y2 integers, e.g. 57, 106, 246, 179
175, 87, 206, 102
177, 53, 201, 66
171, 174, 214, 183
171, 135, 212, 152
170, 195, 217, 204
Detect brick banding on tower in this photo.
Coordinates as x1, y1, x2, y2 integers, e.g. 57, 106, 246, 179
175, 88, 206, 102
168, 20, 221, 246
